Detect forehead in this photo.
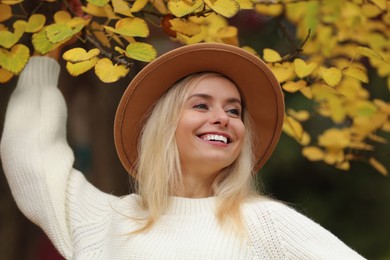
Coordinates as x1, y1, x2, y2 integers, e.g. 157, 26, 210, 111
189, 75, 242, 100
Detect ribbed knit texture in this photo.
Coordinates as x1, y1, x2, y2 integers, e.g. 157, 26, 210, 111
1, 57, 365, 260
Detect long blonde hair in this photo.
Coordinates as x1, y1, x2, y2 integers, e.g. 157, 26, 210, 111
134, 72, 257, 233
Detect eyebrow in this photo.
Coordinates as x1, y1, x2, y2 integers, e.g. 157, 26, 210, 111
187, 93, 242, 106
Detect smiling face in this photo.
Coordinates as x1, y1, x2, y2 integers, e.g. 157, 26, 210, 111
175, 74, 245, 184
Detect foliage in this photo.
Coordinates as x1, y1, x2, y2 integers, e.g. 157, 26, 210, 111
0, 0, 389, 174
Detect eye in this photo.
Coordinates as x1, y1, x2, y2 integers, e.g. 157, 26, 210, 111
193, 103, 209, 110
226, 108, 241, 117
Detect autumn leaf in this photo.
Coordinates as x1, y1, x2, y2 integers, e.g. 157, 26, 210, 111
318, 128, 350, 149
302, 146, 324, 161
169, 18, 201, 36
168, 0, 203, 17
269, 62, 294, 83
343, 66, 369, 83
294, 58, 317, 78
282, 80, 306, 93
287, 109, 310, 121
255, 3, 283, 16
203, 0, 240, 18
0, 3, 12, 22
0, 67, 13, 83
66, 57, 99, 76
115, 42, 157, 62
321, 67, 342, 87
87, 0, 110, 7
32, 28, 61, 54
369, 157, 388, 176
63, 48, 100, 62
94, 58, 129, 83
0, 44, 30, 74
263, 48, 282, 63
104, 18, 149, 37
25, 14, 46, 33
0, 20, 25, 48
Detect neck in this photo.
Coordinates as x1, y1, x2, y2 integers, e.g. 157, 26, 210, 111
174, 166, 219, 198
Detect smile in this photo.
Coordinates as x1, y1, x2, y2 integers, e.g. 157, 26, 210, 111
201, 134, 229, 144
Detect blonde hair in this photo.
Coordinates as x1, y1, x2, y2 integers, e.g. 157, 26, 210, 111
134, 73, 257, 233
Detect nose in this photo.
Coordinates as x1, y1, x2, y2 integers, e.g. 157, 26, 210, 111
211, 108, 229, 127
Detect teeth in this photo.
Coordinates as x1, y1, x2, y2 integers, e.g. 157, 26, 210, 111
203, 134, 228, 144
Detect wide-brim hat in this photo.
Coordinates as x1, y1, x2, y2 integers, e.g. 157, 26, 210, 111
114, 43, 284, 176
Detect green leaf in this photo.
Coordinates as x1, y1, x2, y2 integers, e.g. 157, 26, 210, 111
116, 42, 157, 62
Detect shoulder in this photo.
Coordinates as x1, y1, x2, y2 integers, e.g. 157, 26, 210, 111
242, 197, 365, 259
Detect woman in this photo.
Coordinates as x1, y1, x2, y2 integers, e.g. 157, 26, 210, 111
1, 43, 364, 259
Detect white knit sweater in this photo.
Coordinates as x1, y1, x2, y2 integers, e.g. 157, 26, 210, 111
1, 57, 365, 260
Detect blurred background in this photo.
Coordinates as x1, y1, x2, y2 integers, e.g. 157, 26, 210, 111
1, 9, 389, 260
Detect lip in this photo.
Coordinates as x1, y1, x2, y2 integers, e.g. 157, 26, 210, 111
197, 131, 232, 145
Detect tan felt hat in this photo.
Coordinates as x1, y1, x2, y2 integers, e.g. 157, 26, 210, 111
114, 43, 284, 175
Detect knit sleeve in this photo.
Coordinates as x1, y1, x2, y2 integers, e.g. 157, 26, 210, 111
247, 200, 365, 260
0, 57, 112, 259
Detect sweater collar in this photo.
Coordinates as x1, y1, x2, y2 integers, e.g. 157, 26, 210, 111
165, 196, 216, 216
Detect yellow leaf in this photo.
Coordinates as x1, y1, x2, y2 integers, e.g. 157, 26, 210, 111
94, 58, 129, 83
66, 57, 99, 76
269, 62, 294, 83
204, 0, 240, 18
112, 0, 132, 16
25, 14, 46, 33
0, 44, 29, 74
283, 115, 303, 140
382, 121, 390, 132
362, 3, 382, 18
302, 146, 324, 161
357, 46, 385, 62
287, 109, 310, 121
116, 42, 157, 62
216, 26, 237, 38
300, 86, 313, 99
368, 133, 387, 144
369, 157, 388, 176
0, 20, 25, 48
131, 0, 148, 12
149, 0, 169, 14
168, 0, 203, 17
323, 148, 344, 165
255, 3, 283, 16
282, 80, 306, 93
318, 128, 350, 149
336, 161, 350, 171
32, 28, 60, 54
63, 48, 100, 62
293, 58, 317, 78
0, 0, 23, 4
236, 0, 253, 9
54, 11, 72, 23
87, 0, 110, 7
241, 46, 258, 56
263, 48, 282, 63
343, 66, 369, 83
169, 18, 201, 36
321, 67, 342, 87
90, 22, 111, 48
104, 18, 149, 37
0, 67, 13, 83
0, 3, 12, 22
176, 28, 207, 44
82, 3, 108, 17
45, 23, 74, 43
0, 30, 17, 48
371, 0, 386, 10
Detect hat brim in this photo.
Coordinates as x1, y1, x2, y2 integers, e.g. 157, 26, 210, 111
114, 43, 284, 175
